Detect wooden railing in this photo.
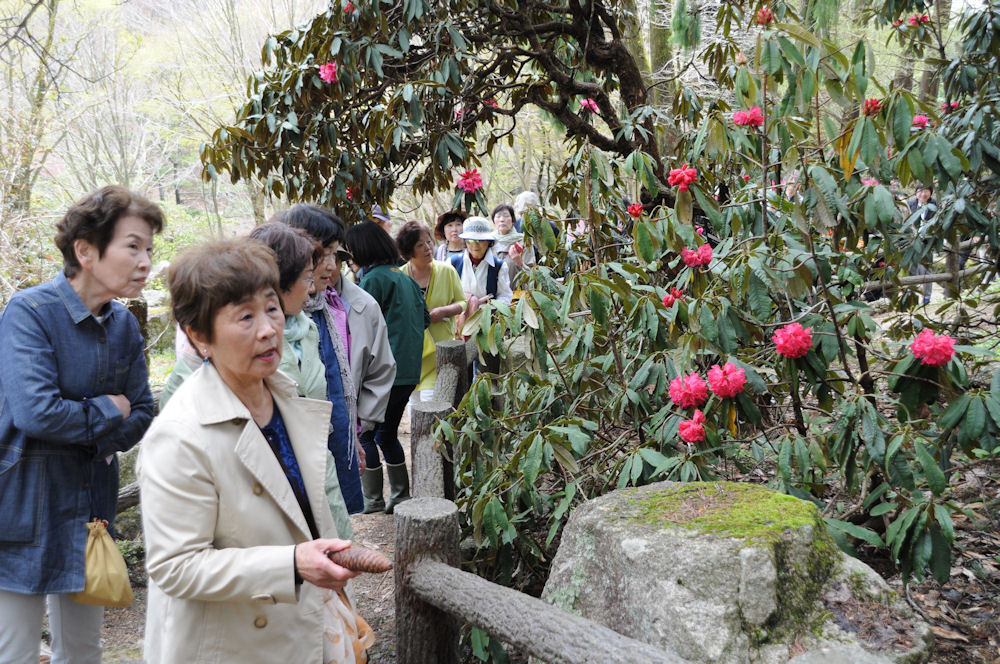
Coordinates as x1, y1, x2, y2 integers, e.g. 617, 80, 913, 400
398, 340, 689, 663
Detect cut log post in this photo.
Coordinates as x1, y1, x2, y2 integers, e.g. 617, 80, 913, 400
406, 560, 688, 664
433, 340, 471, 409
116, 482, 140, 514
410, 400, 452, 500
394, 498, 461, 664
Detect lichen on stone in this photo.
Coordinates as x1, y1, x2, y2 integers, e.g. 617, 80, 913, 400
625, 481, 822, 543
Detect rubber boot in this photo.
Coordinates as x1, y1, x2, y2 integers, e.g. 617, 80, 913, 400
361, 466, 385, 514
384, 462, 411, 515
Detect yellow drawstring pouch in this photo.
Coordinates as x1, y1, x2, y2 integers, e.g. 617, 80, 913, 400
69, 518, 134, 608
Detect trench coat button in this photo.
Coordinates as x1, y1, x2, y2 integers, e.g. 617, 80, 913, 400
253, 616, 267, 629
252, 482, 263, 496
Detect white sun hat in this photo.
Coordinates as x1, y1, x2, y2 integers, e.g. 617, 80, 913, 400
458, 216, 496, 241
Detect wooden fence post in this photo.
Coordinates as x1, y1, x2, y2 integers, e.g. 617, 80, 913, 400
410, 400, 453, 499
433, 340, 471, 409
394, 498, 461, 664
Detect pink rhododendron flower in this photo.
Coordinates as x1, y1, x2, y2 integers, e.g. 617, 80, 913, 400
668, 164, 698, 192
669, 373, 708, 409
861, 177, 879, 186
662, 287, 684, 308
707, 362, 747, 399
908, 15, 919, 25
755, 7, 774, 25
743, 174, 751, 182
941, 101, 960, 113
627, 203, 644, 218
579, 98, 599, 113
733, 106, 764, 128
735, 52, 748, 66
861, 98, 882, 117
482, 98, 499, 109
773, 322, 813, 359
681, 243, 712, 268
893, 18, 904, 27
456, 169, 483, 193
696, 226, 704, 235
678, 409, 707, 443
912, 115, 929, 129
910, 329, 956, 367
345, 187, 354, 201
344, 1, 354, 12
319, 61, 338, 83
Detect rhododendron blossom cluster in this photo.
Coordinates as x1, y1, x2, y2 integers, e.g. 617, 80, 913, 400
755, 7, 774, 25
662, 287, 684, 308
456, 169, 483, 193
910, 329, 956, 367
579, 98, 598, 113
861, 178, 879, 186
733, 106, 764, 128
627, 203, 644, 218
908, 14, 930, 25
912, 115, 929, 129
941, 101, 960, 113
668, 164, 698, 192
669, 373, 708, 409
319, 62, 338, 83
773, 323, 813, 359
707, 363, 747, 399
681, 244, 712, 267
861, 98, 882, 117
678, 410, 706, 443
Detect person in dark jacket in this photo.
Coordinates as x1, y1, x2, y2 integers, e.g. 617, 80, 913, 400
344, 221, 429, 514
0, 186, 161, 663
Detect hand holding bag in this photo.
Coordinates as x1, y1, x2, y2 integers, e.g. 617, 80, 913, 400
69, 518, 134, 608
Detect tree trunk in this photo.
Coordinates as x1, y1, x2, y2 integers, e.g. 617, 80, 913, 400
649, 0, 672, 155
8, 0, 59, 214
918, 0, 952, 104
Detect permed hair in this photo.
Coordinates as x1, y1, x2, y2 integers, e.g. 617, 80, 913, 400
395, 220, 433, 260
55, 185, 164, 278
167, 239, 280, 344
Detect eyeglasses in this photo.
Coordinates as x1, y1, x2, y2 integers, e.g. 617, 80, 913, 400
301, 271, 315, 285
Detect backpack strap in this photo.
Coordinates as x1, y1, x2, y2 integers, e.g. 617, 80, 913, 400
450, 253, 463, 277
487, 257, 503, 298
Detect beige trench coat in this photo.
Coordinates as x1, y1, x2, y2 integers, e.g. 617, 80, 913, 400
138, 364, 339, 664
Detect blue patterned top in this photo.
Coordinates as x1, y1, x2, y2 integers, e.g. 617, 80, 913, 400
260, 406, 318, 539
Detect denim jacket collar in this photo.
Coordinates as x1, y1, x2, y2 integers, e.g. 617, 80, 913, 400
53, 270, 117, 325
192, 362, 302, 426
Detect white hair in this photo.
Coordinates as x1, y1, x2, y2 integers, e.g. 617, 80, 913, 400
513, 191, 541, 216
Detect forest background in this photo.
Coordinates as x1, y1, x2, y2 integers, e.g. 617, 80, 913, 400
3, 0, 1000, 661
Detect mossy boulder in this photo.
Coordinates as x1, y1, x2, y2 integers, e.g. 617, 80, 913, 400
541, 481, 932, 664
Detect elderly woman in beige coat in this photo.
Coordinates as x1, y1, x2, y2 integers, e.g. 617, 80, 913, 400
138, 239, 372, 664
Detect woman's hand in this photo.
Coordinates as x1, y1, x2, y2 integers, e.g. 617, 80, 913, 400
108, 394, 132, 419
295, 539, 361, 590
508, 242, 524, 268
356, 441, 367, 474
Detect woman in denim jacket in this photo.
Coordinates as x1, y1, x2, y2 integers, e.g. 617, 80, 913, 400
0, 186, 161, 663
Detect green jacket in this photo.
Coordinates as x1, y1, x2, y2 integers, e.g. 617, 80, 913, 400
360, 264, 430, 386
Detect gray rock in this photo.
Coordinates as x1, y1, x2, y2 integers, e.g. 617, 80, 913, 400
789, 645, 893, 664
541, 481, 932, 664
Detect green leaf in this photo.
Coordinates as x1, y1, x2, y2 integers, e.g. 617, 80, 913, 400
892, 99, 913, 149
937, 394, 971, 430
964, 397, 987, 440
634, 222, 655, 263
929, 524, 952, 584
916, 443, 947, 495
522, 436, 544, 486
872, 185, 896, 224
869, 502, 897, 517
825, 517, 885, 547
588, 288, 609, 327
